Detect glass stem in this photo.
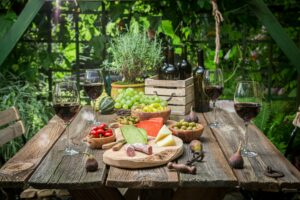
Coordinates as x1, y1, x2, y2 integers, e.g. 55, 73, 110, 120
93, 99, 97, 123
244, 121, 249, 151
213, 101, 217, 123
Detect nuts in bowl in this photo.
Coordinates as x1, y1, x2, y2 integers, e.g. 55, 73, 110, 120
169, 120, 204, 143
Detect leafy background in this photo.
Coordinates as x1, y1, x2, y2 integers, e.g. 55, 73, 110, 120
0, 0, 299, 163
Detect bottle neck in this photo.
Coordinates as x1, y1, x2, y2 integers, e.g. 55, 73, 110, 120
167, 46, 174, 65
197, 49, 204, 68
182, 45, 187, 60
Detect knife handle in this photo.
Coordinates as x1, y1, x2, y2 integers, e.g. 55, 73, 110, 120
102, 139, 125, 150
112, 141, 126, 151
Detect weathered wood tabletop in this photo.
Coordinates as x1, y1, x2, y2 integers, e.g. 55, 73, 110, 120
1, 102, 300, 200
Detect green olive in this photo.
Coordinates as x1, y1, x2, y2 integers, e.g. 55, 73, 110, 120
190, 122, 196, 127
183, 122, 189, 127
181, 126, 187, 130
187, 126, 192, 130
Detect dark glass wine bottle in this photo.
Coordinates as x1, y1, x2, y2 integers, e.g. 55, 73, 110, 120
163, 46, 179, 80
178, 45, 192, 80
158, 35, 169, 80
193, 49, 210, 112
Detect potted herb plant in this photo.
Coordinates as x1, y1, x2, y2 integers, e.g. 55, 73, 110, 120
106, 29, 163, 99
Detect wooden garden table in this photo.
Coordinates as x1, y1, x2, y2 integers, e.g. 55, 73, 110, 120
1, 101, 300, 200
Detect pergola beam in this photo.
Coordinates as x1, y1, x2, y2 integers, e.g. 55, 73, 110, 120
248, 0, 300, 73
0, 0, 45, 67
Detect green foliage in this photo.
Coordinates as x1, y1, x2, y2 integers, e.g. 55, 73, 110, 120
253, 102, 271, 132
253, 100, 297, 153
106, 28, 163, 83
0, 73, 52, 161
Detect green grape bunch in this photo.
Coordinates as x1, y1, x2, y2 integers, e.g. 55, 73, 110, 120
114, 88, 168, 110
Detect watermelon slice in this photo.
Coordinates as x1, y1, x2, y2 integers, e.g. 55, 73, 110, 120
136, 117, 164, 137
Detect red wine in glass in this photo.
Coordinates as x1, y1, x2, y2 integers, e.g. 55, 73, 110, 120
53, 103, 80, 122
53, 81, 80, 156
234, 102, 261, 122
204, 86, 224, 101
84, 69, 104, 124
234, 81, 262, 157
203, 69, 224, 128
83, 83, 103, 100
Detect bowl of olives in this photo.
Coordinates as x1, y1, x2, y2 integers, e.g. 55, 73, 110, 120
169, 120, 204, 143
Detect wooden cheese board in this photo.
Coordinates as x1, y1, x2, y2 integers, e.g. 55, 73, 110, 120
103, 128, 184, 169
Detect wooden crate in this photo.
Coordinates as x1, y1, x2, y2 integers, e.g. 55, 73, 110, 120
145, 75, 194, 115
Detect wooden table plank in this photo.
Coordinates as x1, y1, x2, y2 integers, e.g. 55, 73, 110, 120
106, 166, 179, 188
29, 106, 109, 189
203, 102, 300, 191
177, 113, 237, 187
0, 115, 65, 188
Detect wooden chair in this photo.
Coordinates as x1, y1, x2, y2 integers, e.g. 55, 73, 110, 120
0, 107, 26, 164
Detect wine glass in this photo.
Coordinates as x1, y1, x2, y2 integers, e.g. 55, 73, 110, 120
203, 68, 224, 128
234, 81, 262, 157
53, 81, 80, 156
83, 69, 104, 125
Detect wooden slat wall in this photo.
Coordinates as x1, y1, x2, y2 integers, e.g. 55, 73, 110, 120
0, 115, 65, 188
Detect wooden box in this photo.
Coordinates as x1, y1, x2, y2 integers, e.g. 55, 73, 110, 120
145, 75, 194, 115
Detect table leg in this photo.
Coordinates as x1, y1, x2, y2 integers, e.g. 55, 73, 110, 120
69, 186, 124, 200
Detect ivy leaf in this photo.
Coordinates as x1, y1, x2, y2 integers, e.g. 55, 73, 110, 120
160, 20, 174, 36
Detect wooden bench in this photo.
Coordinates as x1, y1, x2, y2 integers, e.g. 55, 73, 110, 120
0, 107, 66, 189
0, 107, 26, 164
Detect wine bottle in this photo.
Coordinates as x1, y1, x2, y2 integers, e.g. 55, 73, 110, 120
178, 45, 192, 80
159, 47, 168, 80
193, 49, 210, 112
158, 35, 169, 80
163, 46, 179, 80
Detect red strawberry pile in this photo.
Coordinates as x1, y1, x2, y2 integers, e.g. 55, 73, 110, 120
89, 123, 113, 138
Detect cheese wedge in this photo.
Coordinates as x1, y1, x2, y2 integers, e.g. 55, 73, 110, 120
155, 125, 172, 143
156, 134, 176, 147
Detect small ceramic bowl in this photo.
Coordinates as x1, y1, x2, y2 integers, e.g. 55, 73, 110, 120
84, 132, 116, 149
131, 107, 171, 123
169, 123, 204, 143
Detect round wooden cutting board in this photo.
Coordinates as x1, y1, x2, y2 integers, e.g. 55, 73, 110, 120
103, 128, 184, 169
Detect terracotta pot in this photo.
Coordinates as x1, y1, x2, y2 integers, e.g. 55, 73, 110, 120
111, 82, 145, 99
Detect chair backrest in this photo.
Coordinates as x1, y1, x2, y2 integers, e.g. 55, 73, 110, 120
0, 107, 26, 146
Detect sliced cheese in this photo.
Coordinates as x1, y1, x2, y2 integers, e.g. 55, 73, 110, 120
156, 134, 176, 147
155, 125, 172, 143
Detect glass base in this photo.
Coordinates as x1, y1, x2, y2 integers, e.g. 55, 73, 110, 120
241, 148, 257, 157
209, 121, 223, 128
64, 147, 79, 156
